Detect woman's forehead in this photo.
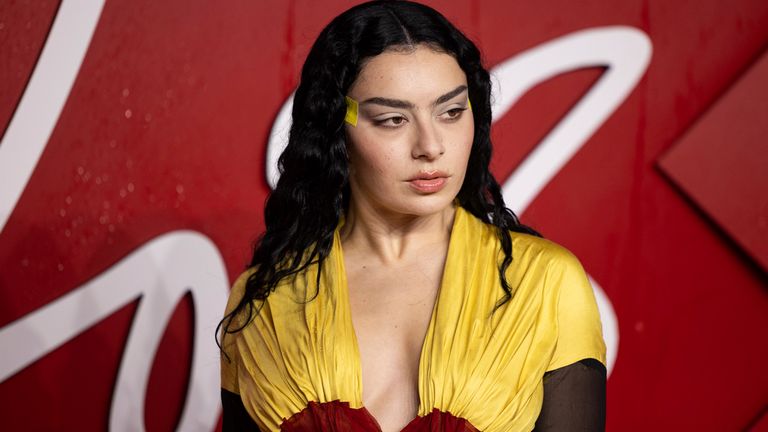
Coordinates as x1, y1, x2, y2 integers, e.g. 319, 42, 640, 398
348, 45, 467, 103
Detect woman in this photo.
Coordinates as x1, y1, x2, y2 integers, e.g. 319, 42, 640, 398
219, 1, 607, 431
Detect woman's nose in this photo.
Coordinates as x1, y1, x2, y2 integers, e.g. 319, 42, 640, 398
411, 120, 445, 160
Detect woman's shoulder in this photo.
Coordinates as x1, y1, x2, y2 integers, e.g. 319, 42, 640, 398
224, 263, 320, 323
508, 231, 586, 277
227, 267, 257, 304
457, 207, 584, 274
222, 267, 260, 327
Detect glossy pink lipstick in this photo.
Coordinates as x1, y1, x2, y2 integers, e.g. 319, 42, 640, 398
407, 170, 449, 193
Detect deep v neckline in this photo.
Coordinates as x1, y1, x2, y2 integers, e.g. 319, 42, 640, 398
334, 208, 463, 431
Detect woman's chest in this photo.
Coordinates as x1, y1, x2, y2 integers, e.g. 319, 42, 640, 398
346, 263, 442, 431
239, 243, 555, 431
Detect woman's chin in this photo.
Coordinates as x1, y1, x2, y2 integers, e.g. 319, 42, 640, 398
385, 194, 458, 219
348, 183, 461, 220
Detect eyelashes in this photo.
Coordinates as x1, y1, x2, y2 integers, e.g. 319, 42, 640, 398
371, 107, 468, 129
441, 107, 468, 121
373, 116, 407, 128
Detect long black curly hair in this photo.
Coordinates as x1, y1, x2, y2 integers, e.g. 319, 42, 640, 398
219, 0, 539, 339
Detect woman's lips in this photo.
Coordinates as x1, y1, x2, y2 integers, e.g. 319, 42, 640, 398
407, 171, 449, 193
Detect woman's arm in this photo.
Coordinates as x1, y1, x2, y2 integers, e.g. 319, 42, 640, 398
221, 388, 261, 432
533, 358, 606, 431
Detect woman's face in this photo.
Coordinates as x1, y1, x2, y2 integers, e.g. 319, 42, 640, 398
345, 45, 474, 219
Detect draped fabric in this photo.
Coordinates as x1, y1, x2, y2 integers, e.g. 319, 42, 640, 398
220, 207, 606, 431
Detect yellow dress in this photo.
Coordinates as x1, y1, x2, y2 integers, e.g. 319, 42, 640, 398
220, 206, 606, 431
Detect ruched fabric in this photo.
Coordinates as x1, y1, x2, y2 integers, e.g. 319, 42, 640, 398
220, 207, 606, 431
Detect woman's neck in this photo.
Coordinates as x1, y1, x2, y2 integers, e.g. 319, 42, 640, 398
339, 201, 456, 264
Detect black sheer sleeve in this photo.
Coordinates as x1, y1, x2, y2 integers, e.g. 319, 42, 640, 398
533, 358, 607, 431
222, 388, 261, 432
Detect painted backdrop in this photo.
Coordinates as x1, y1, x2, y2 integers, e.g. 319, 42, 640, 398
1, 0, 766, 431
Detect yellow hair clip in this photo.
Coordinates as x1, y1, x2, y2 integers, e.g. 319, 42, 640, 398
468, 97, 472, 111
344, 96, 358, 127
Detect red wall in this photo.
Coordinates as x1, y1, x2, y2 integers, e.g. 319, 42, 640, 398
1, 1, 766, 430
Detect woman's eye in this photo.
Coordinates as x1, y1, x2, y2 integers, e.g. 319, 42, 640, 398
441, 107, 467, 121
374, 116, 407, 128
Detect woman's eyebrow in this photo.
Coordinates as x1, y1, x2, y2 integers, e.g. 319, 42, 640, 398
359, 85, 468, 109
360, 96, 414, 109
433, 85, 468, 106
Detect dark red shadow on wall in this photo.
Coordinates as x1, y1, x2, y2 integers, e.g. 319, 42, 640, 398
658, 49, 768, 274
